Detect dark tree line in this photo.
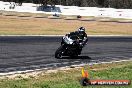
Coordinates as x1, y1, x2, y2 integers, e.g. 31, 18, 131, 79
1, 0, 132, 8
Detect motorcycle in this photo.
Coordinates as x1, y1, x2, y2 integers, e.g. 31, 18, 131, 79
55, 35, 85, 59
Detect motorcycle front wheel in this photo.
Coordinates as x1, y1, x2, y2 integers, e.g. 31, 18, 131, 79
55, 45, 64, 59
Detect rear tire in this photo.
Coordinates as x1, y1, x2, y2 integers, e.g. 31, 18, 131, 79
70, 55, 78, 58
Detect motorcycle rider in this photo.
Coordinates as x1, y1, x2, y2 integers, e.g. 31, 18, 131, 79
55, 27, 88, 58
61, 27, 88, 53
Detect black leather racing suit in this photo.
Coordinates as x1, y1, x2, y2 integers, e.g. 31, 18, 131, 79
61, 31, 88, 54
67, 31, 88, 46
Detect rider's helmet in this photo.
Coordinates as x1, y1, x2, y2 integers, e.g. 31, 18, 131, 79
78, 27, 85, 36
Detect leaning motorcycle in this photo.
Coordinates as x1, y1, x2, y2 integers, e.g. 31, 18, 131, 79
55, 35, 85, 59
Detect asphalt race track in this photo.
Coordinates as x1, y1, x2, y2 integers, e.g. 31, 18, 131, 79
0, 36, 132, 73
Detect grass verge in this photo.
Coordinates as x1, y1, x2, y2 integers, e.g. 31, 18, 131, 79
0, 61, 132, 88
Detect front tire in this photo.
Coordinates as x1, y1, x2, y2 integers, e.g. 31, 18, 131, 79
55, 46, 64, 59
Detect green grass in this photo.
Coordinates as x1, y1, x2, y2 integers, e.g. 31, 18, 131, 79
0, 61, 132, 88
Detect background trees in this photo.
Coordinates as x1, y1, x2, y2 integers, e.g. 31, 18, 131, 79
0, 0, 132, 9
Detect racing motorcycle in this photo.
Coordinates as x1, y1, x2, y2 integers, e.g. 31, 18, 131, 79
55, 35, 86, 59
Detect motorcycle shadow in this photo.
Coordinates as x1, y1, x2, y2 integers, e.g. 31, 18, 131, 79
58, 56, 92, 59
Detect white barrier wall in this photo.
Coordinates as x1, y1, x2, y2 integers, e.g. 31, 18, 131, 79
0, 1, 132, 19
